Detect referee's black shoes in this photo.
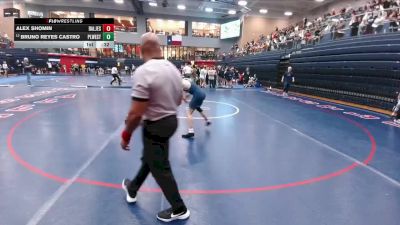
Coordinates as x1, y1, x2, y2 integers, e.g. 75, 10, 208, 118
122, 179, 137, 203
157, 207, 191, 222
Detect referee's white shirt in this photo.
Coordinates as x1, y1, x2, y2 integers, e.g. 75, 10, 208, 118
131, 59, 182, 121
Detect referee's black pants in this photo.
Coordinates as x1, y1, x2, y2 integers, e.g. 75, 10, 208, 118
128, 115, 185, 211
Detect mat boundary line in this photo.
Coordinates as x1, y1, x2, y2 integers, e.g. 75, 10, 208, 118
233, 97, 400, 187
26, 123, 125, 225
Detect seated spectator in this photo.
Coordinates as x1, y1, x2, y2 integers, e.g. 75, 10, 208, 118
221, 0, 400, 58
388, 10, 399, 32
350, 15, 361, 36
372, 10, 387, 33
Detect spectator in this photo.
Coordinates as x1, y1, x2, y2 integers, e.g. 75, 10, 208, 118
182, 63, 193, 79
47, 61, 53, 74
23, 57, 33, 86
16, 60, 22, 75
199, 66, 207, 88
392, 92, 400, 123
350, 16, 361, 36
388, 10, 399, 32
2, 61, 8, 77
281, 66, 295, 97
372, 10, 387, 33
221, 0, 400, 58
208, 67, 217, 88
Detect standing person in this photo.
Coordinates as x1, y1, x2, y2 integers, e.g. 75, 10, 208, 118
392, 92, 400, 123
23, 57, 32, 86
195, 66, 200, 85
226, 67, 234, 88
121, 32, 190, 223
2, 61, 8, 77
72, 63, 79, 75
16, 60, 22, 75
47, 61, 52, 74
208, 67, 217, 88
110, 66, 122, 86
125, 65, 129, 75
281, 66, 295, 96
234, 69, 239, 85
245, 66, 251, 84
182, 63, 193, 79
217, 66, 224, 88
181, 78, 211, 139
199, 66, 207, 88
205, 67, 209, 86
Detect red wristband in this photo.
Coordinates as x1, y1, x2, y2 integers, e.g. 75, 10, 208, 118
121, 130, 132, 143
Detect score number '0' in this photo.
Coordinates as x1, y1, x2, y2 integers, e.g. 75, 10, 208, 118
103, 24, 114, 32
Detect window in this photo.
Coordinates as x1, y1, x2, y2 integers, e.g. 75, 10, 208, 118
49, 11, 85, 18
95, 14, 137, 32
161, 46, 189, 60
97, 43, 140, 58
192, 22, 221, 38
195, 48, 217, 60
147, 19, 187, 36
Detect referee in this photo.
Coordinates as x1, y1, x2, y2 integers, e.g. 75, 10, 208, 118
120, 32, 190, 223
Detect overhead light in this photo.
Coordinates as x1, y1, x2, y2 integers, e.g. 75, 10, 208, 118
149, 2, 157, 7
315, 0, 324, 2
238, 0, 247, 6
228, 10, 236, 15
114, 0, 124, 4
259, 9, 268, 14
284, 11, 293, 16
211, 0, 216, 2
205, 7, 213, 12
177, 4, 186, 10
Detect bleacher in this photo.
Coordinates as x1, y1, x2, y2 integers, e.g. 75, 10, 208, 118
291, 32, 400, 110
224, 51, 285, 86
223, 32, 400, 110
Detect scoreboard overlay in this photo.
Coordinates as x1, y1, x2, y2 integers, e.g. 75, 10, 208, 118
14, 18, 115, 49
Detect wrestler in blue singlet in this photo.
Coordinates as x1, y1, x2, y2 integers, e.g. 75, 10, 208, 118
185, 81, 206, 112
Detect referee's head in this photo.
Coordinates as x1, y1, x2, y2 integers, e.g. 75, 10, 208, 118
141, 32, 162, 62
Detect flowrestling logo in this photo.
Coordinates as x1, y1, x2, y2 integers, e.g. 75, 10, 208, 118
262, 90, 398, 129
0, 88, 76, 121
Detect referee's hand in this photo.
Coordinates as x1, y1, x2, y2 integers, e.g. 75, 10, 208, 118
121, 139, 130, 151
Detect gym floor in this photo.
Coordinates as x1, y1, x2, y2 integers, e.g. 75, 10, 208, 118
0, 75, 399, 225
